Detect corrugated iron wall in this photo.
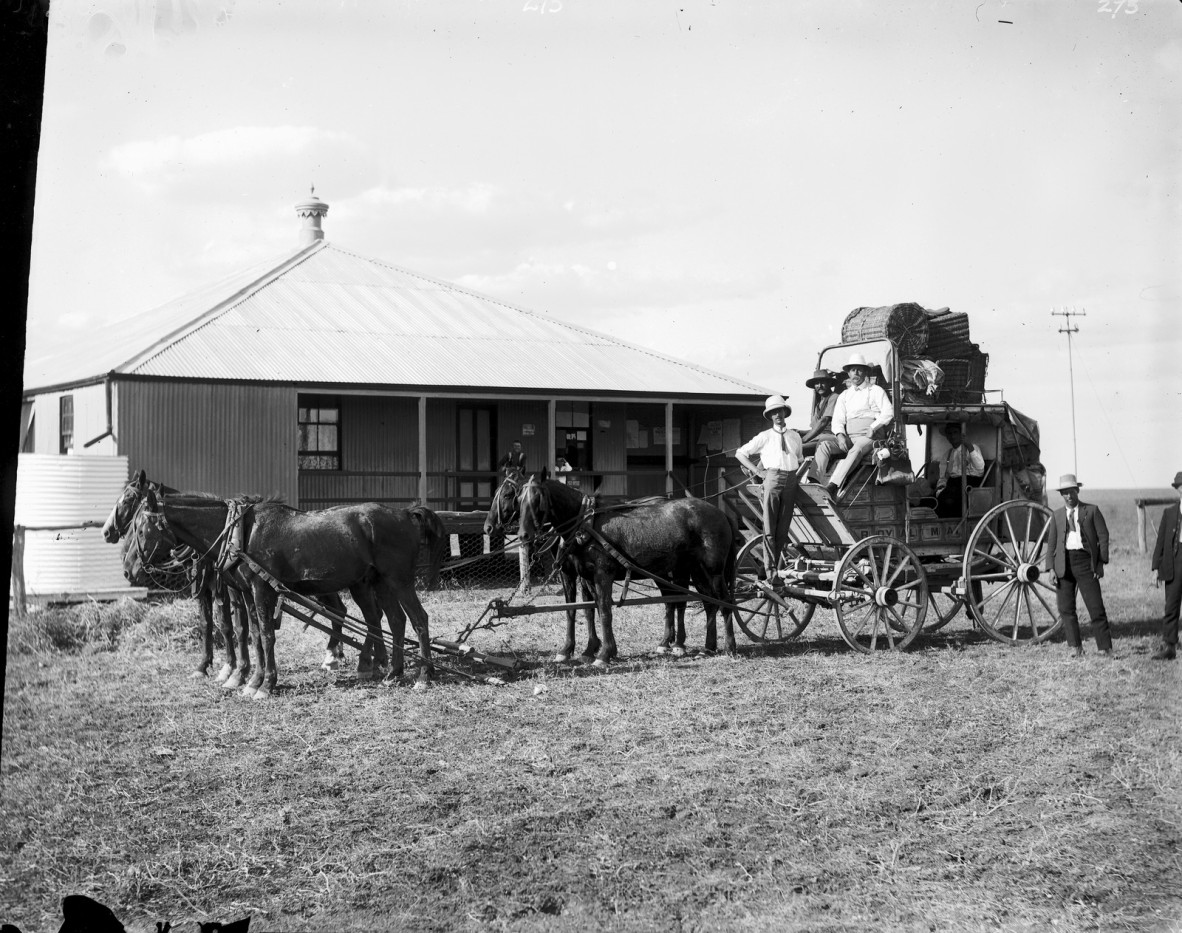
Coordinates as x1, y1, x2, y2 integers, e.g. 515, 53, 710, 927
299, 395, 419, 506
117, 380, 297, 500
26, 383, 114, 455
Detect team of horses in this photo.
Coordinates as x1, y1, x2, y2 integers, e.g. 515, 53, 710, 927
102, 466, 743, 697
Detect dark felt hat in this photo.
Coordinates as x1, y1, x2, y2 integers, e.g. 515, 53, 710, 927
805, 368, 838, 388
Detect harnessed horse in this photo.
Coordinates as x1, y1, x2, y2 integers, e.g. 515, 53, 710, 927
515, 470, 741, 666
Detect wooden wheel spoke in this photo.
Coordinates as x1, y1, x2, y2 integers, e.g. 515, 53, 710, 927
1004, 511, 1022, 562
1030, 520, 1052, 558
972, 571, 1017, 582
884, 554, 912, 588
894, 595, 923, 611
847, 602, 877, 637
972, 545, 1016, 573
884, 605, 910, 640
987, 580, 1019, 633
1030, 585, 1058, 622
976, 577, 1016, 611
1022, 588, 1043, 640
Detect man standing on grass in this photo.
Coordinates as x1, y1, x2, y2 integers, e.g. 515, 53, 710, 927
1150, 470, 1182, 661
1045, 473, 1112, 658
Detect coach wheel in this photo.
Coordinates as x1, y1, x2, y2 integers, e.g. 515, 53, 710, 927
833, 535, 928, 654
963, 500, 1063, 645
732, 535, 815, 642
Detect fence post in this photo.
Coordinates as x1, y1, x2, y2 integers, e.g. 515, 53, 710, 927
1137, 504, 1147, 554
11, 525, 26, 620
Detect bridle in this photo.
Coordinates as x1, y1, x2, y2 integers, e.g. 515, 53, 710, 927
488, 475, 522, 532
126, 492, 195, 592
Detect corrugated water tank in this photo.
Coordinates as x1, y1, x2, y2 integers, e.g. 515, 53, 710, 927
14, 454, 139, 599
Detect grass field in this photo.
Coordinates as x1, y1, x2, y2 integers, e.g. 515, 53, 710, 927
2, 489, 1180, 932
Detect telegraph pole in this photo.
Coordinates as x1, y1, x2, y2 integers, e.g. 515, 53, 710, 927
1051, 307, 1085, 474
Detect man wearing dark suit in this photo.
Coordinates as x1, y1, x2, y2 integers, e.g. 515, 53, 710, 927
1150, 471, 1182, 660
1045, 473, 1112, 657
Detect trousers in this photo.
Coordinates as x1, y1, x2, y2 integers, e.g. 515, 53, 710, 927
762, 469, 800, 565
1162, 547, 1182, 647
1057, 548, 1112, 650
816, 416, 876, 487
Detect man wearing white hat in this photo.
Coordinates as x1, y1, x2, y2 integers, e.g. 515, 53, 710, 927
816, 353, 894, 499
1149, 470, 1182, 660
736, 395, 809, 567
1045, 473, 1112, 657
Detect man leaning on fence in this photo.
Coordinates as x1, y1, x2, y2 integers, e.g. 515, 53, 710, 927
1150, 470, 1182, 660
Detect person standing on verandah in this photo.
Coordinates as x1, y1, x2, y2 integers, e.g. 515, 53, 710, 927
736, 395, 809, 571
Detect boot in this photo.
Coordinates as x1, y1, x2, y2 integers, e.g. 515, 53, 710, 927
1151, 642, 1177, 660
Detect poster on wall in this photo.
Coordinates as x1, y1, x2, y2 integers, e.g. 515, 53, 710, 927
723, 418, 742, 451
626, 420, 640, 448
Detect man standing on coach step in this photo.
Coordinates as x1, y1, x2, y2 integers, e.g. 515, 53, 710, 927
1045, 473, 1112, 657
1150, 470, 1182, 660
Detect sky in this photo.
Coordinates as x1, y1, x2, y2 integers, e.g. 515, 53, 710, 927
22, 0, 1182, 489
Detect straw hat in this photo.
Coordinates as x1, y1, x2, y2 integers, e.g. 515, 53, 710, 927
843, 353, 872, 373
763, 394, 792, 419
1054, 473, 1082, 491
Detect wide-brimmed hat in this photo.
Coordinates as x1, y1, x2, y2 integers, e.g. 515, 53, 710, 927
763, 394, 792, 419
940, 423, 964, 437
805, 368, 838, 388
1054, 473, 1082, 491
843, 353, 873, 373
1172, 471, 1182, 489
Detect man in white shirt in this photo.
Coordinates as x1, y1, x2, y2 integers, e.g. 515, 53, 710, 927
816, 353, 894, 499
736, 395, 809, 566
935, 423, 986, 517
1045, 474, 1112, 657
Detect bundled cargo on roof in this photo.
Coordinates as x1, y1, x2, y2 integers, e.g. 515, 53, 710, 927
923, 307, 977, 359
841, 303, 929, 356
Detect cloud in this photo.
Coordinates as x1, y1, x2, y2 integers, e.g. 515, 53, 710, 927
105, 125, 363, 191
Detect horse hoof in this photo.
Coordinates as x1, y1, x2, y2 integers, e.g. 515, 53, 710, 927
413, 681, 429, 692
215, 664, 233, 684
655, 645, 670, 655
592, 658, 608, 670
189, 670, 208, 680
554, 652, 571, 663
671, 646, 686, 658
321, 658, 340, 672
240, 683, 258, 698
252, 686, 272, 701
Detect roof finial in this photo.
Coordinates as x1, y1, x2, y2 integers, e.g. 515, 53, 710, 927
295, 188, 329, 246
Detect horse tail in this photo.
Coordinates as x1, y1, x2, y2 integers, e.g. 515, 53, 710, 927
406, 505, 448, 590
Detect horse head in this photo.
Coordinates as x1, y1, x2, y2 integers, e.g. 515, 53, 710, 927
102, 469, 154, 543
516, 474, 552, 545
483, 474, 523, 537
121, 499, 190, 589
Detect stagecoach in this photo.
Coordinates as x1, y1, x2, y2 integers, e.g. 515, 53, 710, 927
726, 337, 1060, 654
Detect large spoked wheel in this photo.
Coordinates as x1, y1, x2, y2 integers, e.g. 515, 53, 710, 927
963, 500, 1063, 645
733, 535, 816, 643
833, 535, 928, 653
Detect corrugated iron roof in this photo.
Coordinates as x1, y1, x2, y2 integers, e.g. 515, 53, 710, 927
24, 241, 769, 397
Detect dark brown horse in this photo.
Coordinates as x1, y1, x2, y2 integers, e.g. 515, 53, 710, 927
110, 481, 264, 688
121, 503, 349, 687
516, 472, 740, 666
484, 473, 601, 662
119, 475, 436, 697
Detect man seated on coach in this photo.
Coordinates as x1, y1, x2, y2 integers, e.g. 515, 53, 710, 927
934, 423, 985, 518
816, 353, 894, 500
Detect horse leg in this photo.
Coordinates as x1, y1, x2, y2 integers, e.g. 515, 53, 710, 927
350, 585, 388, 679
191, 584, 215, 679
579, 575, 601, 661
555, 566, 579, 662
382, 581, 434, 689
223, 587, 253, 690
214, 585, 235, 684
244, 580, 279, 700
320, 592, 347, 671
592, 571, 618, 668
239, 584, 268, 698
673, 585, 689, 657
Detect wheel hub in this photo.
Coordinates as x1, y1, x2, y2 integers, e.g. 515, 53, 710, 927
874, 586, 899, 607
1015, 563, 1041, 584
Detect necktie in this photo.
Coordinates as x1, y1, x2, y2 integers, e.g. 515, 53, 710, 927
1067, 509, 1076, 533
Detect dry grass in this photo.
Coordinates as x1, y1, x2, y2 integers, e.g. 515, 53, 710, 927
2, 490, 1180, 932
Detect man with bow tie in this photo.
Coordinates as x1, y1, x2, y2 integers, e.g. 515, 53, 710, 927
1045, 473, 1112, 657
1150, 470, 1182, 660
